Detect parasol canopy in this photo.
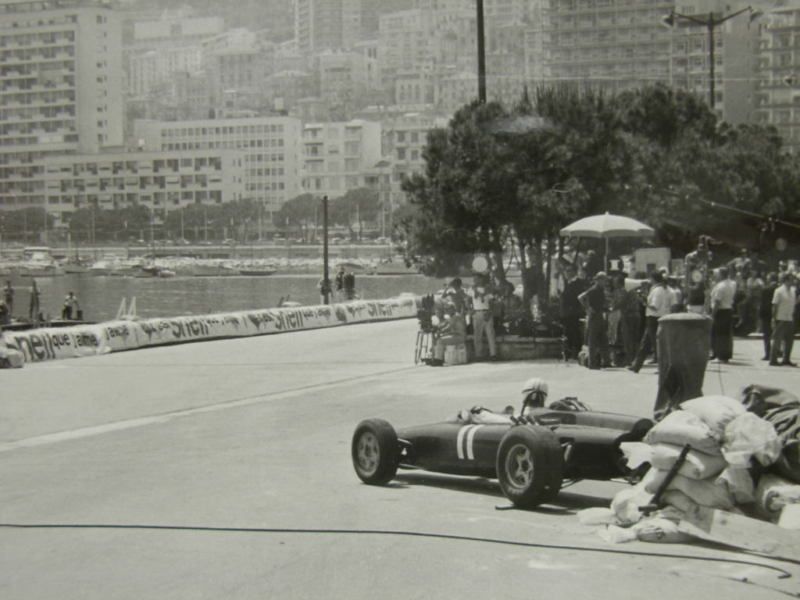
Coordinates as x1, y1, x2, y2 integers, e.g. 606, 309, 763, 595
559, 212, 654, 239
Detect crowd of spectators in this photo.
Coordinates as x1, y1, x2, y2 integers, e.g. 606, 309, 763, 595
558, 246, 799, 371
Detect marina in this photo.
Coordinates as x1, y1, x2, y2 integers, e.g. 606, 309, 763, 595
0, 270, 443, 323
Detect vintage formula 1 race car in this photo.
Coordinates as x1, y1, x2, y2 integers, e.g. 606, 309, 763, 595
351, 406, 654, 508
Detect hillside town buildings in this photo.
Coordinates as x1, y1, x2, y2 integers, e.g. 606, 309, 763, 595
2, 0, 799, 233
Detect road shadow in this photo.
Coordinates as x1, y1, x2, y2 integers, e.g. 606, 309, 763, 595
395, 472, 614, 515
396, 472, 504, 499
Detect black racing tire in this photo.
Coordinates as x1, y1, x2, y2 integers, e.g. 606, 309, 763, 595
352, 418, 400, 485
496, 426, 563, 509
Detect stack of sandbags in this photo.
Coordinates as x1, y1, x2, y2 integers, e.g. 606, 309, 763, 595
602, 396, 783, 542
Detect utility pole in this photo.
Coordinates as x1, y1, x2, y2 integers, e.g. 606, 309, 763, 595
322, 195, 330, 305
477, 0, 486, 103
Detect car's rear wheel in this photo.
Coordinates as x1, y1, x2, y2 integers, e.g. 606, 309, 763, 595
352, 419, 400, 485
497, 426, 563, 509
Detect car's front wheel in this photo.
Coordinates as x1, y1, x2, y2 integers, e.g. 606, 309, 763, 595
497, 426, 563, 508
352, 418, 400, 485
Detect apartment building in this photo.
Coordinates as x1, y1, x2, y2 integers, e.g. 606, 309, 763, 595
379, 111, 446, 191
125, 13, 223, 99
754, 5, 800, 151
315, 48, 379, 104
294, 0, 352, 54
526, 0, 673, 94
378, 4, 476, 99
36, 151, 245, 223
301, 120, 382, 198
665, 1, 758, 124
525, 0, 758, 123
0, 0, 124, 212
202, 29, 277, 109
134, 116, 302, 217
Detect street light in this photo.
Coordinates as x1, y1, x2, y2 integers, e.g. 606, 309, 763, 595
476, 0, 486, 103
662, 6, 762, 109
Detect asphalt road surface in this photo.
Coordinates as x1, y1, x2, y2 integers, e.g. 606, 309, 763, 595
1, 320, 798, 599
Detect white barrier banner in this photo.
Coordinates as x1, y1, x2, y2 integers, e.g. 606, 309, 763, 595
338, 297, 417, 323
2, 326, 105, 363
1, 296, 420, 363
240, 305, 344, 335
91, 320, 144, 353
135, 313, 248, 347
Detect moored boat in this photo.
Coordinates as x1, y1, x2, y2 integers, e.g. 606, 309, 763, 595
238, 268, 276, 276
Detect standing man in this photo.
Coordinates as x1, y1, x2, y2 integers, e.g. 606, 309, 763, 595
2, 280, 13, 322
628, 271, 672, 373
443, 278, 469, 316
769, 272, 797, 367
578, 271, 609, 370
470, 273, 497, 361
560, 264, 587, 360
710, 267, 737, 362
334, 265, 346, 301
760, 272, 778, 360
28, 279, 41, 325
62, 291, 80, 320
343, 270, 356, 300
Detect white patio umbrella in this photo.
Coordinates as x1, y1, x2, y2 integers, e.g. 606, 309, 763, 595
560, 212, 655, 271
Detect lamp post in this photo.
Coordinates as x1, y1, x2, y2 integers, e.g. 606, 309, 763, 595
321, 195, 330, 305
476, 0, 486, 103
662, 7, 762, 110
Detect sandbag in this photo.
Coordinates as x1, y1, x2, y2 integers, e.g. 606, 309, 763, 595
650, 443, 728, 480
644, 410, 722, 455
715, 466, 755, 505
662, 489, 700, 514
645, 469, 736, 510
681, 395, 746, 438
611, 473, 656, 526
633, 517, 694, 544
722, 412, 782, 467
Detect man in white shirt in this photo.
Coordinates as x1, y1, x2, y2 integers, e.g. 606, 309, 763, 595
710, 267, 737, 362
470, 273, 497, 361
769, 272, 797, 366
628, 271, 671, 373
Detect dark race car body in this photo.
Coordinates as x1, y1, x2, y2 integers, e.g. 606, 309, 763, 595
352, 407, 653, 508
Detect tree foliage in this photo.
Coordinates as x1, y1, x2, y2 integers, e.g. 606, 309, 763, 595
400, 83, 800, 297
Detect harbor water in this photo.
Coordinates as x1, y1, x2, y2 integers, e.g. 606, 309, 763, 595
1, 273, 445, 322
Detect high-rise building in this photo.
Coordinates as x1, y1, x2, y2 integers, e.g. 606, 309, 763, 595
754, 5, 800, 151
525, 0, 673, 95
525, 0, 758, 124
295, 0, 351, 54
0, 0, 124, 213
484, 0, 534, 25
664, 0, 758, 124
295, 0, 412, 54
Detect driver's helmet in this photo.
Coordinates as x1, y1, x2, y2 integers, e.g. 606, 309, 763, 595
521, 377, 548, 411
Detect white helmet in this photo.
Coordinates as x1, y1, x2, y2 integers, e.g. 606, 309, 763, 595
521, 377, 548, 412
522, 377, 548, 396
